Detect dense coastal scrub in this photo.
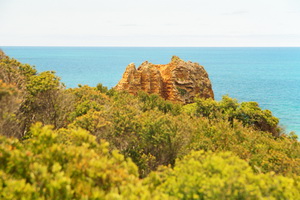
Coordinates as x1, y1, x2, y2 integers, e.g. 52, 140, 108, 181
1, 52, 300, 199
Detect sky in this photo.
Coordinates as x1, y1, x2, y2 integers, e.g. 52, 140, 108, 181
0, 0, 300, 47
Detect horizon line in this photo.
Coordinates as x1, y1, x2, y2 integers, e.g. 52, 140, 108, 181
1, 45, 300, 48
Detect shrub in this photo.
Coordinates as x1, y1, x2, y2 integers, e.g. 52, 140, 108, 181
0, 123, 164, 199
185, 95, 280, 136
146, 151, 300, 200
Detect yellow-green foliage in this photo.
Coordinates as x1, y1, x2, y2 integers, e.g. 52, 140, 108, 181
0, 55, 36, 90
146, 151, 300, 199
184, 95, 280, 136
138, 91, 181, 115
0, 123, 165, 199
67, 88, 300, 177
68, 85, 110, 120
0, 56, 29, 137
0, 55, 72, 136
0, 80, 22, 137
187, 117, 300, 175
26, 71, 60, 96
2, 123, 298, 199
1, 53, 300, 199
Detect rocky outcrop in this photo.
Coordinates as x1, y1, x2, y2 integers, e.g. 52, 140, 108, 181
115, 56, 214, 104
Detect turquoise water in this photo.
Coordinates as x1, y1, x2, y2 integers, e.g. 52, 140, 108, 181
1, 47, 300, 135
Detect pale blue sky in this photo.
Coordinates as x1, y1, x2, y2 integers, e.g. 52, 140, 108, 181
0, 0, 300, 46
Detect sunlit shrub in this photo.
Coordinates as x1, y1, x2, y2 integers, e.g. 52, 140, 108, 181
146, 151, 300, 200
184, 95, 280, 136
0, 123, 164, 199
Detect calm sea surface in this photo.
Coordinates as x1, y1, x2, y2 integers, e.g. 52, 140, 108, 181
1, 47, 300, 135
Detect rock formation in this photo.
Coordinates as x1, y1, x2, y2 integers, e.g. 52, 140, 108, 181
115, 56, 214, 104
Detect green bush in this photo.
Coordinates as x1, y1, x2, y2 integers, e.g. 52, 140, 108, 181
0, 123, 164, 199
146, 151, 300, 200
184, 95, 280, 136
138, 91, 181, 115
1, 53, 300, 199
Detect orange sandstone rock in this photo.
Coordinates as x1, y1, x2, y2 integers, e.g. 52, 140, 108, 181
115, 56, 214, 104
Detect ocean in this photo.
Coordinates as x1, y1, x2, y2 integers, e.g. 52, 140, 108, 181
1, 47, 300, 135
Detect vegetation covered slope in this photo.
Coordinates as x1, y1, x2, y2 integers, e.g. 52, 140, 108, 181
0, 52, 300, 199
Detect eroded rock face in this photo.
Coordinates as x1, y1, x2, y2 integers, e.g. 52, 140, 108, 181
115, 56, 214, 104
